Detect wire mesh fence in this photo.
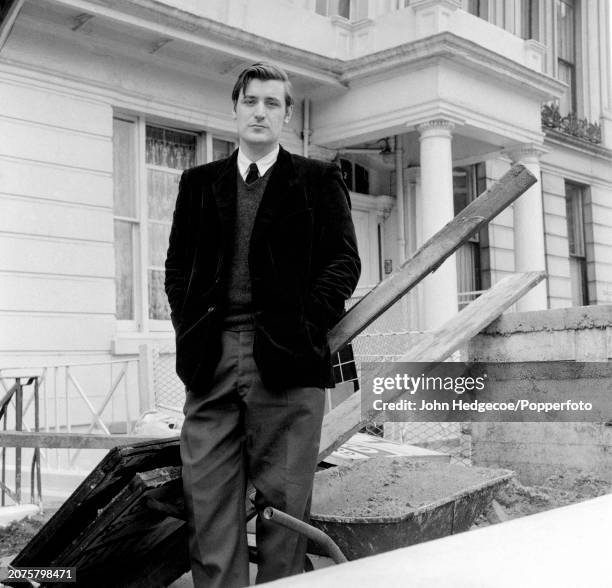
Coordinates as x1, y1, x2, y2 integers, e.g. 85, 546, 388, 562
152, 344, 184, 413
346, 288, 473, 465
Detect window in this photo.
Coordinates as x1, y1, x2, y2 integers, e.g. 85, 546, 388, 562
392, 0, 410, 10
521, 0, 539, 40
112, 116, 235, 329
453, 163, 489, 308
355, 164, 369, 194
113, 118, 138, 321
556, 0, 576, 114
315, 0, 350, 19
466, 0, 488, 20
339, 158, 370, 194
145, 126, 197, 321
565, 182, 589, 306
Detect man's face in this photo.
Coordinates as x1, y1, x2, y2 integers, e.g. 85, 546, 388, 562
234, 79, 291, 153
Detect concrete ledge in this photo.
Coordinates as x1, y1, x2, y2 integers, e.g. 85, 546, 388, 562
480, 304, 612, 335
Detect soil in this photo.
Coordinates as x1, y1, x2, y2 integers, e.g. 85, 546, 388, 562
312, 458, 510, 518
474, 474, 612, 527
0, 510, 55, 560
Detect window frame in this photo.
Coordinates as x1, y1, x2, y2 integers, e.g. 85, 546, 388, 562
112, 114, 236, 334
113, 114, 142, 333
554, 0, 578, 115
565, 181, 590, 306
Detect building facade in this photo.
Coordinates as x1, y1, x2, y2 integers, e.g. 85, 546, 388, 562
0, 0, 611, 438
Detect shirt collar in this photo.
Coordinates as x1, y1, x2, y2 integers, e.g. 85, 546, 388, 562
237, 145, 280, 181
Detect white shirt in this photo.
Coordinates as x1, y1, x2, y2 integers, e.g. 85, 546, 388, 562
237, 145, 280, 181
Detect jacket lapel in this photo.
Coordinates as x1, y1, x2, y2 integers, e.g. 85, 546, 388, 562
210, 150, 239, 252
250, 146, 307, 249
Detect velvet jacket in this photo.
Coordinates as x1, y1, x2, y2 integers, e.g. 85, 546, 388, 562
164, 146, 361, 390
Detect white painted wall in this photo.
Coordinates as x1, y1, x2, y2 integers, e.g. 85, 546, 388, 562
0, 74, 115, 364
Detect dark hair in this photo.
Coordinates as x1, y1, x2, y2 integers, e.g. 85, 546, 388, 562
231, 62, 294, 111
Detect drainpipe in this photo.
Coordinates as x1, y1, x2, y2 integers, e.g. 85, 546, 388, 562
302, 98, 311, 157
394, 135, 406, 264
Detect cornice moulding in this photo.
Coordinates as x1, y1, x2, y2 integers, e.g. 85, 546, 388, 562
37, 1, 565, 102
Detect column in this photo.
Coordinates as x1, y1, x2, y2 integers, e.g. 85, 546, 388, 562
417, 119, 457, 330
505, 144, 548, 311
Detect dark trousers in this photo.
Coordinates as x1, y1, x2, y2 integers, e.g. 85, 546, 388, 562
181, 330, 325, 587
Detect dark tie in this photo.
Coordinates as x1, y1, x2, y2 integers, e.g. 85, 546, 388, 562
245, 163, 259, 184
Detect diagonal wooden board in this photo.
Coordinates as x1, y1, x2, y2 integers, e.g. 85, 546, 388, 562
319, 271, 546, 461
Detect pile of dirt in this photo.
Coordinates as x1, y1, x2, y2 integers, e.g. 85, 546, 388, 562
312, 458, 510, 518
475, 474, 612, 526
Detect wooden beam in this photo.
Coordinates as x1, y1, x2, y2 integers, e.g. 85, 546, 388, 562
0, 431, 165, 449
329, 164, 537, 353
0, 0, 24, 51
319, 271, 546, 461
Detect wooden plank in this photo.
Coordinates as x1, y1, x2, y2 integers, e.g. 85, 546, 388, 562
329, 164, 537, 353
319, 271, 546, 461
0, 0, 23, 50
0, 431, 164, 449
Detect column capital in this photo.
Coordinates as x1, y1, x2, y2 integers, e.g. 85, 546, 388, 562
503, 143, 548, 164
417, 119, 455, 138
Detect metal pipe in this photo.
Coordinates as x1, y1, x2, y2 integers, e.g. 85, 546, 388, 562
262, 506, 347, 564
395, 135, 406, 265
15, 378, 22, 503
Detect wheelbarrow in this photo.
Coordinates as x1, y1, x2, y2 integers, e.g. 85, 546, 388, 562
266, 459, 514, 564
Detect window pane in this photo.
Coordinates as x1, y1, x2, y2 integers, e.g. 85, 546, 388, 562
146, 126, 196, 170
212, 138, 234, 161
113, 118, 136, 218
355, 164, 369, 194
149, 269, 171, 320
457, 242, 480, 294
114, 220, 134, 320
148, 222, 171, 268
148, 169, 180, 222
521, 0, 538, 40
145, 124, 197, 322
337, 0, 350, 18
557, 60, 575, 114
556, 0, 574, 62
566, 183, 585, 256
453, 169, 469, 214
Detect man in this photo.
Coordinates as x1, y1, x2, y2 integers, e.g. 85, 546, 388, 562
165, 62, 360, 587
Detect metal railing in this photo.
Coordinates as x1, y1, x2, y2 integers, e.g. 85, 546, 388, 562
0, 358, 139, 472
0, 375, 42, 507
